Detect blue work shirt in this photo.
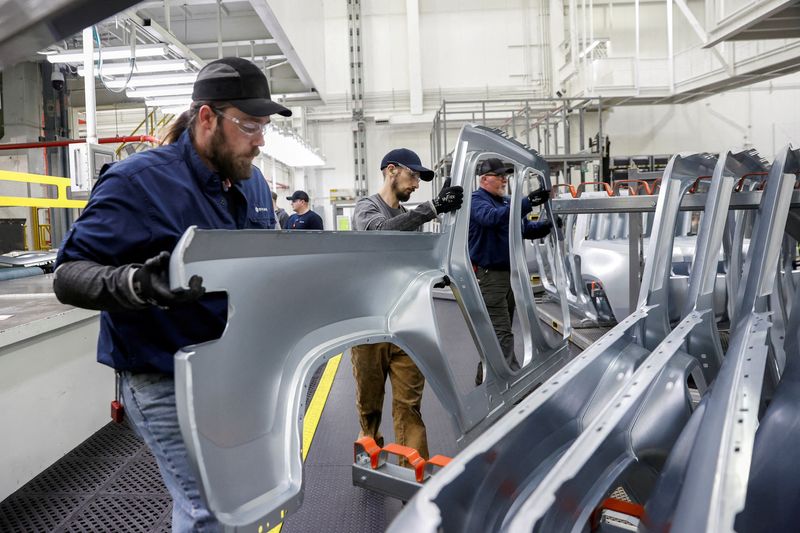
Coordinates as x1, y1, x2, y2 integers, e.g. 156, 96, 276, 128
55, 129, 275, 374
468, 187, 532, 270
285, 210, 324, 230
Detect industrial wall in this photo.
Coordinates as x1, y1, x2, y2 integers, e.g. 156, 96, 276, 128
298, 0, 799, 210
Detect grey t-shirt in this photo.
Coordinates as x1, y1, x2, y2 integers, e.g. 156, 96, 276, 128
353, 193, 437, 231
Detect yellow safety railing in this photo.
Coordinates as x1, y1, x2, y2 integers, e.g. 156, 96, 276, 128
0, 169, 87, 209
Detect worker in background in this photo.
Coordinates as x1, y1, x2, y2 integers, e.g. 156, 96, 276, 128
469, 158, 552, 386
285, 190, 324, 229
272, 190, 289, 228
52, 57, 291, 533
352, 148, 464, 462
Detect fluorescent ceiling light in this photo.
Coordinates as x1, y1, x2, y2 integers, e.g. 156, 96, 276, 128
47, 44, 169, 63
79, 59, 188, 76
145, 96, 193, 107
127, 85, 194, 99
262, 125, 325, 168
103, 72, 198, 89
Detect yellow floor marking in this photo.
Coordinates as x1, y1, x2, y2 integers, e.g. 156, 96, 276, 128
268, 353, 342, 533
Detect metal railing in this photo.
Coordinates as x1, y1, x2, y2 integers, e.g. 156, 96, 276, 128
430, 97, 604, 185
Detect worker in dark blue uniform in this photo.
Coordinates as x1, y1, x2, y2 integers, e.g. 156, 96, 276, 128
52, 57, 291, 533
284, 190, 324, 229
469, 158, 552, 385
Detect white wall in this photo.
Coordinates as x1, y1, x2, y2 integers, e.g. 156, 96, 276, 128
298, 1, 799, 206
599, 74, 800, 157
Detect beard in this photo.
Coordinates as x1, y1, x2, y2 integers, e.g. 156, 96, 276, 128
393, 182, 413, 202
207, 125, 259, 183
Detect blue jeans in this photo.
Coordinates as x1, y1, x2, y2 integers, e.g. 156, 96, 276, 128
120, 371, 221, 533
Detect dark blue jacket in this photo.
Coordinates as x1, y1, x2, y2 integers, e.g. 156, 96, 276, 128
469, 187, 539, 270
55, 129, 275, 374
285, 210, 324, 230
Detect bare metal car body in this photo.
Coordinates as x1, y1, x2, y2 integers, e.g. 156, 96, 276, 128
167, 125, 573, 530
389, 145, 800, 532
535, 192, 732, 324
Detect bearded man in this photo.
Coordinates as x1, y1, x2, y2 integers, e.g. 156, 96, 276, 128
350, 148, 463, 463
52, 57, 289, 532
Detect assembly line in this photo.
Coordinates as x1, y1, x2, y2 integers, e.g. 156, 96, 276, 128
1, 1, 800, 532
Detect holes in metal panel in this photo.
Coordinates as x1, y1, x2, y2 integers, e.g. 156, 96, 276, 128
67, 428, 142, 459
64, 495, 171, 533
21, 459, 124, 494
106, 460, 168, 495
0, 495, 85, 532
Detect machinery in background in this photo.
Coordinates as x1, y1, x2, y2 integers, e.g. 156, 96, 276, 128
67, 143, 116, 196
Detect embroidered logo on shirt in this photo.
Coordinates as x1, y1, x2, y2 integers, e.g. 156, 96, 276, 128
254, 206, 270, 213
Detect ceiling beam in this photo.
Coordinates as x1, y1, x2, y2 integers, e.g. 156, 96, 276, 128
186, 38, 277, 49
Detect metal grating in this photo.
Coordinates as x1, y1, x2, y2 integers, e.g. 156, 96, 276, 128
20, 458, 125, 494
106, 459, 169, 495
67, 425, 143, 459
64, 495, 171, 533
0, 367, 326, 532
0, 420, 172, 532
0, 495, 86, 533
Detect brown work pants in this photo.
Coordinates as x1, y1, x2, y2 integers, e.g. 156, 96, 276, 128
351, 342, 429, 460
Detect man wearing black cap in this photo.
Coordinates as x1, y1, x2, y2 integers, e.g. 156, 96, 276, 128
52, 57, 291, 532
350, 148, 463, 463
285, 190, 324, 230
470, 158, 552, 385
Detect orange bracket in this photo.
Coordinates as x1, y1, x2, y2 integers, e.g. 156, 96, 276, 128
424, 454, 452, 477
652, 178, 662, 194
612, 179, 652, 196
576, 181, 613, 197
688, 175, 713, 194
551, 183, 577, 198
735, 172, 769, 192
354, 437, 382, 469
380, 443, 427, 483
590, 497, 646, 531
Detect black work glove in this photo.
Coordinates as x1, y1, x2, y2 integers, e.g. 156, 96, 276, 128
133, 251, 206, 308
431, 177, 464, 214
522, 219, 553, 240
527, 186, 550, 207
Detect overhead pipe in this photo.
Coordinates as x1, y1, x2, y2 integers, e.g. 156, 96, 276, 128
0, 136, 161, 151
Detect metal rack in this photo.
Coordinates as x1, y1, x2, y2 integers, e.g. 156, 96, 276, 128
429, 97, 605, 185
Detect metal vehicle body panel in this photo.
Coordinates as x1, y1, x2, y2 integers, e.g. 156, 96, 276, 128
167, 125, 572, 530
389, 148, 791, 532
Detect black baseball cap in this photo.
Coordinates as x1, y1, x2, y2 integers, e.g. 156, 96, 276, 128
478, 158, 514, 176
192, 57, 292, 118
380, 148, 434, 181
286, 190, 310, 202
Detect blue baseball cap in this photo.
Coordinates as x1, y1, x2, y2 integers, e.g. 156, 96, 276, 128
380, 148, 434, 181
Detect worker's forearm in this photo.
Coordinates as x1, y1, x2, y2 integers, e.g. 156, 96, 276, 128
369, 202, 437, 231
53, 260, 146, 312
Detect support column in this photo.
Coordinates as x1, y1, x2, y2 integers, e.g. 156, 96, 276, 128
82, 27, 97, 145
406, 0, 423, 115
347, 0, 368, 197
